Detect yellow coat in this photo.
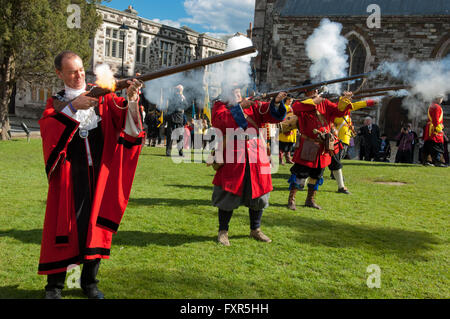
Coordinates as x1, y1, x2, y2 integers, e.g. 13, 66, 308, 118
334, 100, 374, 145
279, 103, 297, 143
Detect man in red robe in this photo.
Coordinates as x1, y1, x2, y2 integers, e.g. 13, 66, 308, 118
38, 51, 144, 299
211, 85, 287, 246
423, 95, 446, 167
286, 82, 354, 210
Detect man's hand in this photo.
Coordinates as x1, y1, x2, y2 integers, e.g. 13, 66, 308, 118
127, 78, 143, 102
275, 92, 287, 104
312, 95, 324, 105
342, 91, 353, 99
240, 99, 253, 109
72, 92, 98, 110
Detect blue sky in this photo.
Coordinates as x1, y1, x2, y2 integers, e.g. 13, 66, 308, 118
101, 0, 255, 37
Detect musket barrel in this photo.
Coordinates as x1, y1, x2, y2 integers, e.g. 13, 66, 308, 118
253, 72, 372, 100
354, 85, 410, 95
87, 46, 257, 98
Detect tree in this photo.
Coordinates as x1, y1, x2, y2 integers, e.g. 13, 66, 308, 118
0, 0, 104, 140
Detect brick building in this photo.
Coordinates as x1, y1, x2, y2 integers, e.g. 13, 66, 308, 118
252, 0, 450, 142
13, 4, 226, 119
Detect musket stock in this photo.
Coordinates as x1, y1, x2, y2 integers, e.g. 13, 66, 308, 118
87, 46, 257, 98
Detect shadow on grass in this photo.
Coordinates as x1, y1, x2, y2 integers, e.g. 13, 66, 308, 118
343, 161, 420, 168
128, 197, 211, 207
263, 214, 440, 261
0, 285, 42, 299
0, 229, 244, 247
164, 184, 212, 190
113, 231, 218, 246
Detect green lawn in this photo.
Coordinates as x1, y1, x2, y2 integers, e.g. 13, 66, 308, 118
0, 138, 449, 299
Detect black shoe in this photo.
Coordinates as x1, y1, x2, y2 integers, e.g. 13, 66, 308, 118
45, 289, 62, 299
82, 287, 105, 299
337, 187, 351, 194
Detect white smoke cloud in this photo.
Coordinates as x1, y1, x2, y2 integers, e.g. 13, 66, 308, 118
305, 18, 349, 93
376, 56, 450, 119
142, 35, 257, 114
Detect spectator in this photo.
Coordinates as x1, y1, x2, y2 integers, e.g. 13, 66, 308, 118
395, 126, 415, 163
144, 110, 161, 147
376, 134, 391, 162
408, 123, 419, 163
358, 116, 381, 161
166, 84, 187, 157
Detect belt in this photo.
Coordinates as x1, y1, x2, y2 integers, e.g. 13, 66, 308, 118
300, 133, 321, 144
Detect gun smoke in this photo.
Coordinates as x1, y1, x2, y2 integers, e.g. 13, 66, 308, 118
141, 34, 257, 114
305, 18, 349, 94
375, 55, 450, 119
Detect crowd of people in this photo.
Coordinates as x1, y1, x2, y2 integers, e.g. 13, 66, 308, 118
37, 50, 448, 299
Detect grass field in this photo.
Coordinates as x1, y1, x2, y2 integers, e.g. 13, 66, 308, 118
0, 138, 448, 299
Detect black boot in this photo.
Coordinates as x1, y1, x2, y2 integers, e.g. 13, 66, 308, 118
80, 259, 104, 299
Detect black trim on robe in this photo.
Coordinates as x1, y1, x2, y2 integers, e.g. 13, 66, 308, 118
45, 112, 78, 177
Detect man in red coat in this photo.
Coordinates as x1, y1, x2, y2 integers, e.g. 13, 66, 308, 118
423, 95, 446, 167
38, 51, 144, 299
211, 85, 287, 246
286, 82, 354, 210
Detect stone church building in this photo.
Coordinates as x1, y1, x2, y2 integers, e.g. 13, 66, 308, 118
12, 4, 226, 119
252, 0, 450, 142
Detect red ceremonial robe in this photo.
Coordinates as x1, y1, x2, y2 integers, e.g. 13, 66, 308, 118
38, 92, 144, 275
291, 98, 352, 168
211, 100, 286, 199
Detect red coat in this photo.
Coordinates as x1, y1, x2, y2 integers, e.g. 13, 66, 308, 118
212, 100, 286, 198
424, 103, 444, 144
291, 97, 352, 168
38, 93, 144, 275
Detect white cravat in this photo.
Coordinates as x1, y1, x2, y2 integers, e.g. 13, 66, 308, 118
63, 84, 100, 131
62, 84, 99, 166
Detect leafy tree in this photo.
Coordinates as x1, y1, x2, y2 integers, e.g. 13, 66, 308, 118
0, 0, 105, 140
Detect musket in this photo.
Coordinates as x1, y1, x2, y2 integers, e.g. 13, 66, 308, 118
353, 85, 411, 95
250, 72, 372, 101
325, 85, 411, 102
86, 46, 257, 98
351, 92, 390, 100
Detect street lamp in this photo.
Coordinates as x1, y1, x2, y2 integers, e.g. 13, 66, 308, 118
119, 23, 129, 79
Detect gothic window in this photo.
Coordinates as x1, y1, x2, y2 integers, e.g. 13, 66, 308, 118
346, 36, 367, 91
